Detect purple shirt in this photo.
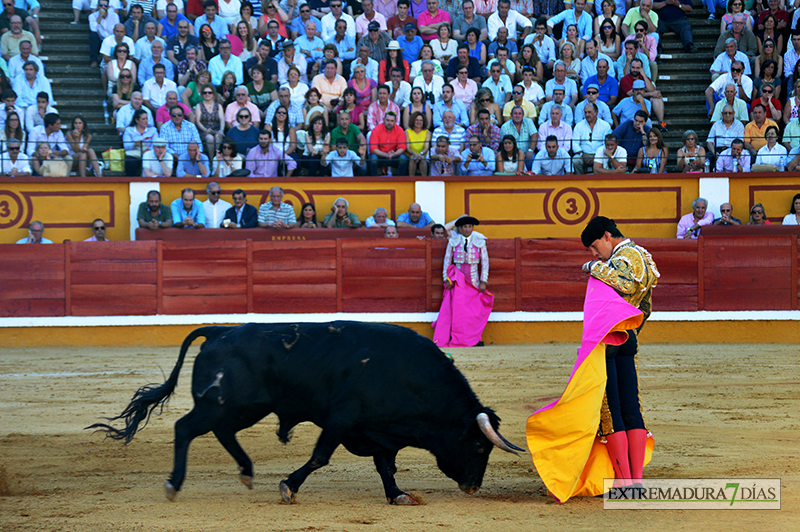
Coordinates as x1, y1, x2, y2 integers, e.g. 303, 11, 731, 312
409, 0, 427, 19
676, 210, 714, 239
245, 144, 298, 176
715, 148, 751, 174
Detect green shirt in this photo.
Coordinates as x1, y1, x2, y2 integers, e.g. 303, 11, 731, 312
137, 202, 172, 224
323, 211, 362, 228
329, 124, 362, 154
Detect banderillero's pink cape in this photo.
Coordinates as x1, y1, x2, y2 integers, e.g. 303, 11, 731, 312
432, 264, 494, 348
526, 277, 654, 502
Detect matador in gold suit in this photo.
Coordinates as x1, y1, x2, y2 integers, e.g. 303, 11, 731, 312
581, 216, 660, 486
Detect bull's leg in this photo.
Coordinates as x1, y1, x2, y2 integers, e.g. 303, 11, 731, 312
166, 406, 220, 501
213, 428, 255, 489
279, 426, 344, 504
373, 451, 417, 505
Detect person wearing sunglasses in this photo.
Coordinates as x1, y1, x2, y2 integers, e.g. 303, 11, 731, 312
84, 219, 109, 242
201, 181, 232, 228
746, 202, 771, 225
712, 202, 742, 226
289, 4, 322, 40
0, 137, 30, 176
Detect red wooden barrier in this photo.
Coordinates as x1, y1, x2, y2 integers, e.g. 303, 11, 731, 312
341, 239, 428, 312
0, 244, 65, 317
161, 241, 248, 314
702, 235, 794, 311
252, 240, 337, 313
70, 241, 157, 316
1, 234, 798, 317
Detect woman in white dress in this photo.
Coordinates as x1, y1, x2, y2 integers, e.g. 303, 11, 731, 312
432, 24, 457, 65
781, 193, 800, 225
281, 66, 309, 107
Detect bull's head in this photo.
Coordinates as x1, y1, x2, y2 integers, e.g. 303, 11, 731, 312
435, 410, 525, 494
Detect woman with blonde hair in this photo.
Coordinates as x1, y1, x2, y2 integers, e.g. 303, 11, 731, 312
104, 43, 136, 95
469, 88, 502, 125
111, 68, 136, 111
558, 40, 581, 86
183, 69, 213, 107
747, 203, 772, 225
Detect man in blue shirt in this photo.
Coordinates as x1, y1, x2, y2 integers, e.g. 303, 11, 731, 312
289, 4, 322, 39
397, 202, 436, 228
194, 0, 228, 39
433, 83, 469, 127
176, 141, 210, 177
612, 110, 651, 170
582, 59, 618, 106
296, 19, 326, 64
459, 135, 495, 176
159, 3, 190, 39
398, 22, 422, 64
612, 79, 651, 126
208, 39, 244, 85
15, 220, 52, 244
546, 0, 593, 41
171, 187, 206, 228
325, 18, 357, 61
138, 40, 175, 85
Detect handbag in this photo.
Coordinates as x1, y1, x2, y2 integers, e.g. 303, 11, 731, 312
41, 158, 69, 177
102, 148, 126, 173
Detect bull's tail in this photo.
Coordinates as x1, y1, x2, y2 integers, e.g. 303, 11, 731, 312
86, 327, 226, 444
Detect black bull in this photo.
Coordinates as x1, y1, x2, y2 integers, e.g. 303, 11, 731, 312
89, 321, 524, 504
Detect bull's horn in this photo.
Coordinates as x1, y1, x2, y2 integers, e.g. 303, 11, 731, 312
476, 413, 525, 455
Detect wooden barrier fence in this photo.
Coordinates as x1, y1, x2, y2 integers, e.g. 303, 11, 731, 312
1, 235, 798, 317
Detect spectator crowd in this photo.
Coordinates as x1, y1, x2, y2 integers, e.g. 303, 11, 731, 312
15, 188, 800, 245
7, 0, 800, 175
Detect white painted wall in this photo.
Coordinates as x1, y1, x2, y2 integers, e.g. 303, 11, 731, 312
698, 177, 730, 221
415, 181, 445, 225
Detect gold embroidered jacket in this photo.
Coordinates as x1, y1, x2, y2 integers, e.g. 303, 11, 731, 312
588, 239, 660, 322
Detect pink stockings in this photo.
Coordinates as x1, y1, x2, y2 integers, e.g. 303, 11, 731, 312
606, 429, 647, 485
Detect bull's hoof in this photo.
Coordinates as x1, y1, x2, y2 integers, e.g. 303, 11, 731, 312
239, 474, 254, 490
164, 481, 178, 502
279, 480, 297, 504
389, 493, 419, 505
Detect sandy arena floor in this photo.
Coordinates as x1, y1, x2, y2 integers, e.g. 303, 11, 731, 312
0, 340, 798, 531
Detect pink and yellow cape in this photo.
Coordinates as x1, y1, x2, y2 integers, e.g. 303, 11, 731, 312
526, 277, 655, 502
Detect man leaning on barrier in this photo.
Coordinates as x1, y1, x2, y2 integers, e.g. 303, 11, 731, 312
258, 186, 298, 229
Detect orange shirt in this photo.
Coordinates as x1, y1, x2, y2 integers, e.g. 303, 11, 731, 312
370, 123, 407, 154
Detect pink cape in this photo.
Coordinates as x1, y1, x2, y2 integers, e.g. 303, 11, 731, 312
525, 277, 654, 502
432, 264, 494, 348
